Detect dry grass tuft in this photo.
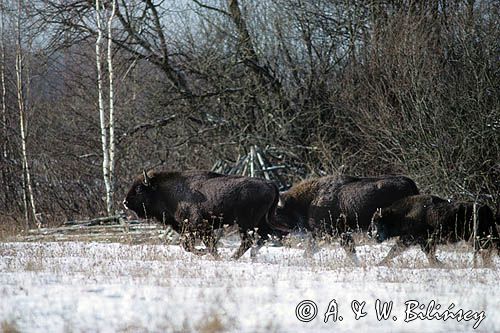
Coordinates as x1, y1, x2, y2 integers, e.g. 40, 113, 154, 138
196, 314, 226, 333
1, 320, 20, 333
0, 215, 24, 242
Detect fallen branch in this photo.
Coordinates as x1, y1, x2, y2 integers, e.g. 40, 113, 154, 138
63, 214, 125, 226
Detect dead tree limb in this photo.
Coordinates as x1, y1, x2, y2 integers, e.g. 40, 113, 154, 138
118, 115, 177, 143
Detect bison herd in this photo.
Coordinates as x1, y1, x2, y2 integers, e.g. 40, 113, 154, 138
123, 170, 499, 265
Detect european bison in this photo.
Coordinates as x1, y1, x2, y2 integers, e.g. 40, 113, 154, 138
371, 194, 500, 266
123, 170, 285, 259
276, 174, 419, 259
277, 175, 418, 233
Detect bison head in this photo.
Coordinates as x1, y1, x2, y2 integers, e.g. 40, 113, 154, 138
123, 170, 160, 219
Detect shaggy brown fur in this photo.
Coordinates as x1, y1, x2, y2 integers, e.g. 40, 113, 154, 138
372, 194, 500, 265
123, 170, 284, 259
277, 174, 419, 235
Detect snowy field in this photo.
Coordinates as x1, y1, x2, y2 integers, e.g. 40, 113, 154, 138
0, 239, 499, 333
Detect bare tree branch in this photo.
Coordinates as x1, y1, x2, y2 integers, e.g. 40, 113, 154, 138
118, 115, 177, 144
191, 0, 230, 17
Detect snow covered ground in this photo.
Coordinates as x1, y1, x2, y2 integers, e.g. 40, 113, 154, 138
0, 239, 499, 332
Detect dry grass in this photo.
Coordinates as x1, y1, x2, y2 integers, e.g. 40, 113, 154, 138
0, 216, 24, 242
0, 237, 497, 332
2, 229, 495, 273
196, 313, 226, 333
0, 320, 20, 333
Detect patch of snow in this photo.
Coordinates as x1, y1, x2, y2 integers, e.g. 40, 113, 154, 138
0, 241, 498, 332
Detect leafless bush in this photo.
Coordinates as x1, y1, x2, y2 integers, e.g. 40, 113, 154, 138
0, 1, 497, 224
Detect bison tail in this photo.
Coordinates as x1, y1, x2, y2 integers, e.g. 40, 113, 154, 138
496, 202, 500, 226
408, 178, 420, 195
265, 184, 294, 236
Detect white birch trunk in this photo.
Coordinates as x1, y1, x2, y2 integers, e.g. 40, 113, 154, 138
95, 0, 112, 216
16, 0, 37, 228
1, 0, 7, 159
107, 0, 117, 215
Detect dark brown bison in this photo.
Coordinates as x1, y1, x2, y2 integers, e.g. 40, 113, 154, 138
371, 194, 500, 266
276, 174, 419, 260
123, 170, 285, 259
277, 174, 419, 233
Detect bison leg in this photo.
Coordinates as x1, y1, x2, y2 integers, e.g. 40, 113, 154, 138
250, 237, 265, 259
474, 237, 494, 267
377, 239, 408, 266
180, 232, 207, 256
420, 239, 443, 267
473, 244, 493, 268
474, 249, 493, 267
250, 224, 274, 258
340, 232, 359, 265
481, 249, 494, 266
232, 229, 255, 260
303, 232, 320, 258
200, 228, 220, 259
250, 233, 266, 259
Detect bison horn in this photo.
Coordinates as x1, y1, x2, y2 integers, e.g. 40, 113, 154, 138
143, 169, 151, 186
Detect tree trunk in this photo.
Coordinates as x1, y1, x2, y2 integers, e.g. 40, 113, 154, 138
16, 0, 37, 228
107, 0, 116, 216
227, 0, 282, 94
95, 0, 112, 215
96, 0, 117, 216
0, 0, 6, 159
0, 0, 8, 211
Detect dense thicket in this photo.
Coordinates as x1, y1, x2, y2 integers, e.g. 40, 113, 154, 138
0, 0, 498, 225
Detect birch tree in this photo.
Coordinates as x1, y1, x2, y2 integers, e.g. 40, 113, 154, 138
15, 0, 37, 228
0, 0, 6, 159
95, 0, 116, 216
107, 0, 116, 215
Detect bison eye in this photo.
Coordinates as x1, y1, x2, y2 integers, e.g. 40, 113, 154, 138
135, 185, 144, 194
